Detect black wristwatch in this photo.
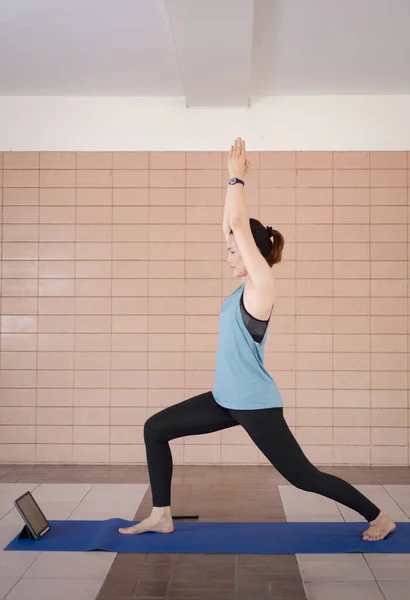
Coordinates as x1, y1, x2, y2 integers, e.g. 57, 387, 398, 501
229, 177, 245, 186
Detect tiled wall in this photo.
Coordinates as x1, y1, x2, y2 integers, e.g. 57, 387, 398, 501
0, 151, 409, 466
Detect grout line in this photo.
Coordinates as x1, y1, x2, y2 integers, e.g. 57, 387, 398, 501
0, 155, 2, 440
147, 151, 151, 440
362, 558, 390, 600
108, 153, 113, 463
368, 151, 371, 466
332, 151, 334, 463
183, 152, 187, 464
35, 155, 40, 460
407, 155, 409, 469
382, 484, 410, 519
72, 153, 77, 466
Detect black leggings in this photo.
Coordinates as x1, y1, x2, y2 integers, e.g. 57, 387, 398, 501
143, 391, 381, 522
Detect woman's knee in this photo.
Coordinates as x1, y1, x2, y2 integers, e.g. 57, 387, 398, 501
143, 410, 172, 444
284, 464, 323, 492
144, 413, 165, 443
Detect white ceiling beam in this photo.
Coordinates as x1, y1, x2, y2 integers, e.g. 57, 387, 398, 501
164, 0, 254, 107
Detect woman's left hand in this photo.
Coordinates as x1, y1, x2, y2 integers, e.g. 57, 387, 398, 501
228, 138, 250, 178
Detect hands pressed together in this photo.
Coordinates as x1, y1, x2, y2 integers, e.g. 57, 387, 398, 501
228, 137, 251, 179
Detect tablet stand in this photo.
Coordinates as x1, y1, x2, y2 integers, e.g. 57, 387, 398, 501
173, 513, 199, 520
17, 525, 36, 540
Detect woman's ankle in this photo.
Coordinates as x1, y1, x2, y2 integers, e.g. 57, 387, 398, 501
152, 506, 172, 518
371, 509, 383, 523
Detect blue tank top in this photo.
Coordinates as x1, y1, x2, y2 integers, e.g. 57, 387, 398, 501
212, 282, 283, 410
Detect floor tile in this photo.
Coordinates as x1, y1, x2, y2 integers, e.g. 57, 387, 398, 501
5, 577, 106, 600
0, 484, 39, 496
0, 485, 39, 515
378, 580, 410, 600
28, 501, 79, 520
24, 552, 116, 579
32, 484, 93, 503
384, 485, 410, 517
303, 580, 385, 600
0, 551, 39, 578
0, 578, 19, 600
0, 509, 30, 529
278, 486, 343, 519
297, 556, 375, 581
365, 559, 410, 580
285, 515, 343, 522
364, 552, 410, 563
298, 553, 369, 562
337, 485, 409, 522
67, 510, 135, 521
87, 484, 148, 498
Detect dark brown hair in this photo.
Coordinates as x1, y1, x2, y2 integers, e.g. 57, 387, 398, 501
230, 218, 284, 267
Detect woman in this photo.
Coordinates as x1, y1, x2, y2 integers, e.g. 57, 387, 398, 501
119, 138, 396, 542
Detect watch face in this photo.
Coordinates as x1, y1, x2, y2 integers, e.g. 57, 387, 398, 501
229, 178, 236, 185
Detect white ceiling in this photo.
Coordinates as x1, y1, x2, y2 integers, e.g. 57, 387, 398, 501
0, 0, 409, 107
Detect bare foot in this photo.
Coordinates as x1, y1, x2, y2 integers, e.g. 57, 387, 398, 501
362, 511, 396, 541
118, 511, 174, 535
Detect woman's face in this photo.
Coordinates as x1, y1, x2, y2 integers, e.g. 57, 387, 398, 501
226, 234, 247, 278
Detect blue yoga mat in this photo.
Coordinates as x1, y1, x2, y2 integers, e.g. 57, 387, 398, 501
4, 520, 410, 554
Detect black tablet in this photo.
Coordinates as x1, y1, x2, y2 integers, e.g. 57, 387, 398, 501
14, 491, 51, 540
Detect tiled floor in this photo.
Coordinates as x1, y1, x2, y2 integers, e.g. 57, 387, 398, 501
279, 483, 410, 600
0, 464, 409, 600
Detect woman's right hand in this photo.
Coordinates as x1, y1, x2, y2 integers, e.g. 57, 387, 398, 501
228, 138, 251, 178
